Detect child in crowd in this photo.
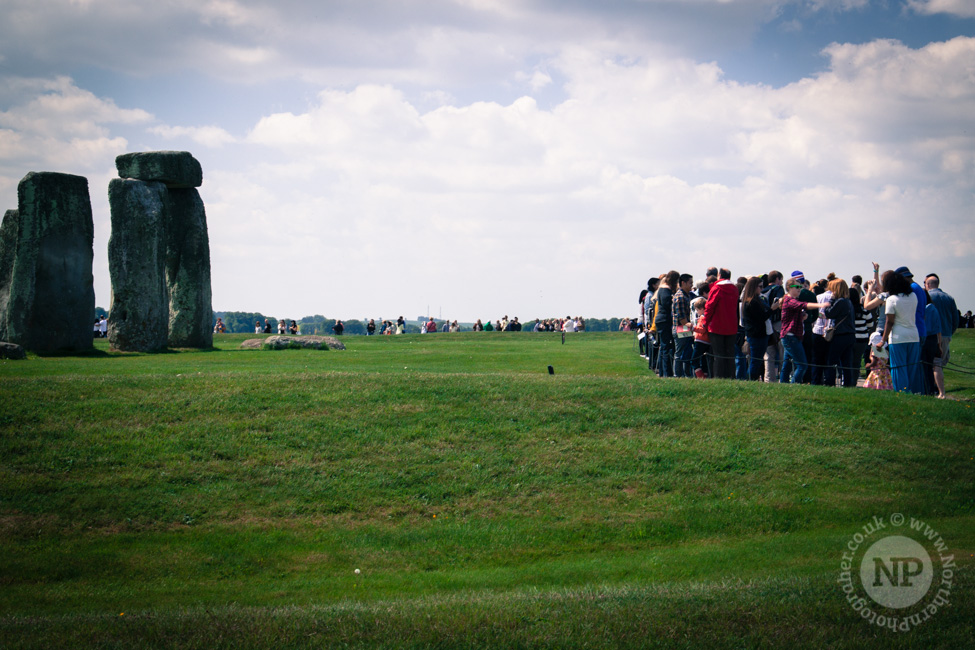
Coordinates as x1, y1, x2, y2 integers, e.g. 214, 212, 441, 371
863, 332, 892, 390
691, 297, 710, 378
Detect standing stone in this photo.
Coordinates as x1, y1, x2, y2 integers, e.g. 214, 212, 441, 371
107, 151, 213, 350
0, 210, 19, 342
107, 179, 169, 351
166, 189, 213, 348
0, 173, 94, 352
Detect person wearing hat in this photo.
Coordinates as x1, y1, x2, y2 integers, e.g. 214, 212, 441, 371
778, 277, 824, 383
787, 271, 819, 383
863, 331, 892, 390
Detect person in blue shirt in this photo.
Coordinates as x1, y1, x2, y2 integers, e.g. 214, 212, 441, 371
921, 292, 944, 397
924, 273, 958, 399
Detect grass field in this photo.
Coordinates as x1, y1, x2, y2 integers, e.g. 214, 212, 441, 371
2, 330, 973, 648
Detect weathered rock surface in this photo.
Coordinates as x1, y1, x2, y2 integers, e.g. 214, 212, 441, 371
166, 189, 212, 348
0, 172, 94, 352
241, 335, 346, 350
107, 179, 169, 351
0, 210, 19, 340
0, 341, 26, 359
116, 151, 203, 189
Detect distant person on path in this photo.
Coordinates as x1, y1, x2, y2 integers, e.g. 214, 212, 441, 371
278, 319, 287, 334
263, 319, 272, 334
93, 318, 101, 339
925, 273, 957, 398
332, 320, 344, 336
702, 268, 738, 379
290, 320, 299, 335
213, 317, 226, 333
255, 321, 263, 334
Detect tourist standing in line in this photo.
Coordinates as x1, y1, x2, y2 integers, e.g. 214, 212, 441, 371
810, 276, 834, 385
881, 270, 920, 394
921, 291, 944, 397
691, 297, 711, 378
925, 273, 958, 399
863, 332, 893, 390
637, 289, 648, 358
740, 276, 772, 381
762, 271, 785, 382
702, 268, 739, 379
654, 271, 678, 377
822, 278, 856, 388
849, 275, 870, 382
779, 278, 822, 384
673, 273, 694, 378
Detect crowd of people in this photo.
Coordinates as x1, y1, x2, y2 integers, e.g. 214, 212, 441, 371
243, 318, 302, 335
363, 315, 591, 335
635, 265, 963, 397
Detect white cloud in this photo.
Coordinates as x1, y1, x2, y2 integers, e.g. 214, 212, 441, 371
208, 36, 974, 317
148, 124, 236, 147
908, 0, 975, 18
1, 0, 972, 317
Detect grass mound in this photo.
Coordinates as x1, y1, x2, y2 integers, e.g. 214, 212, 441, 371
2, 331, 973, 648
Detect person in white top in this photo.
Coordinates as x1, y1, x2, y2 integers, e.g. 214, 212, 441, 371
881, 270, 920, 393
563, 317, 577, 333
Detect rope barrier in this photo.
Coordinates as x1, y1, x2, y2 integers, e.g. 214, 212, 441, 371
653, 348, 925, 372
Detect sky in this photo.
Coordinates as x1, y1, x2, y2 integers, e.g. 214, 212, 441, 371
1, 0, 973, 323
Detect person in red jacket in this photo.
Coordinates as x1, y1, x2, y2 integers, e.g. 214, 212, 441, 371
701, 268, 739, 379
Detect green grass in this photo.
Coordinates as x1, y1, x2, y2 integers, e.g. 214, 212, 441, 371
1, 331, 974, 648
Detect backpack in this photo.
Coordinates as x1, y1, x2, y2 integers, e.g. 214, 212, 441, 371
762, 285, 784, 323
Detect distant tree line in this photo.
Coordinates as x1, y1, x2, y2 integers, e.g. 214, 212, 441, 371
167, 312, 623, 335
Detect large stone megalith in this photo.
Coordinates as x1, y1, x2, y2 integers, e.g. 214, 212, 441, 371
107, 151, 213, 351
107, 179, 170, 351
166, 188, 213, 348
0, 172, 94, 352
